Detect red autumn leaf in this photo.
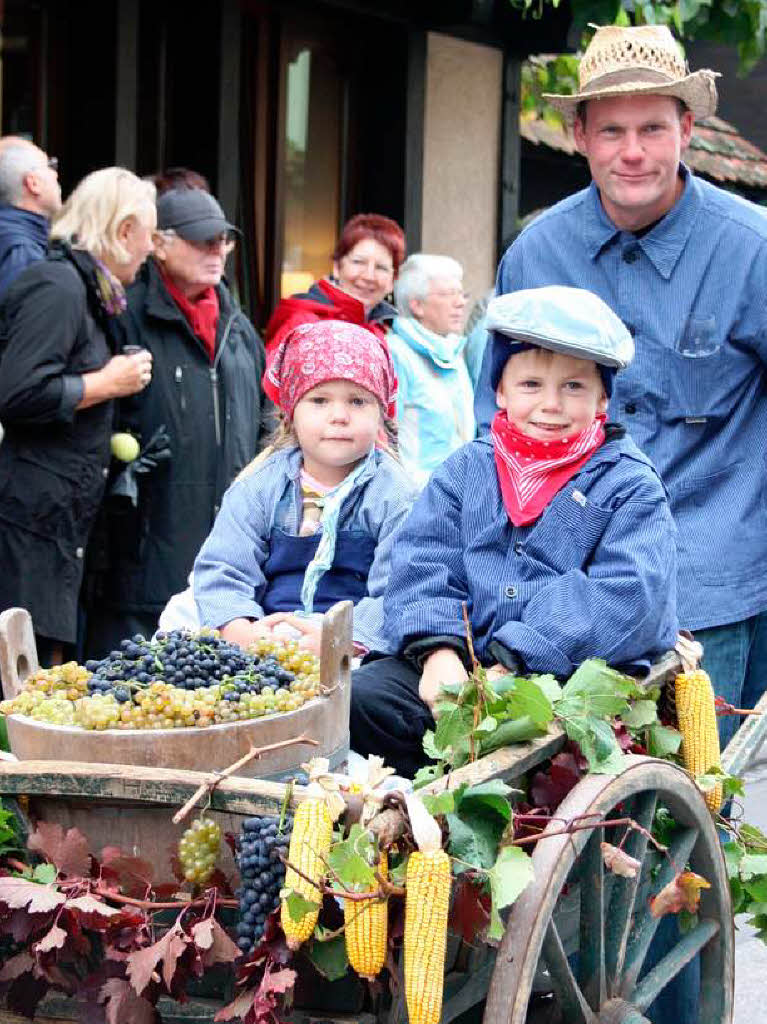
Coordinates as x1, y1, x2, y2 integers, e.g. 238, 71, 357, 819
0, 950, 33, 982
59, 908, 91, 957
6, 971, 48, 1018
2, 908, 51, 943
601, 842, 642, 879
530, 751, 582, 811
99, 977, 158, 1024
650, 871, 711, 919
191, 917, 240, 967
99, 847, 154, 894
0, 877, 66, 914
27, 822, 91, 879
34, 923, 68, 954
126, 923, 189, 995
449, 875, 491, 943
215, 988, 256, 1022
66, 894, 121, 929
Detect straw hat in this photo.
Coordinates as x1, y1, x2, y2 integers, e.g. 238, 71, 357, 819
543, 25, 719, 122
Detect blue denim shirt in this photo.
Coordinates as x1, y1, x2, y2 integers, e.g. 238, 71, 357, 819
194, 447, 417, 652
384, 433, 678, 675
477, 168, 767, 631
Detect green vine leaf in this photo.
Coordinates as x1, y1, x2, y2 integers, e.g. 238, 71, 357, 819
327, 825, 377, 891
487, 847, 535, 941
307, 934, 349, 981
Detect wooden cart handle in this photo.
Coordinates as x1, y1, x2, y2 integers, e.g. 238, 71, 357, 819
0, 608, 38, 700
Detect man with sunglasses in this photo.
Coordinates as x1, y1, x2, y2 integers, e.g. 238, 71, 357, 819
84, 187, 273, 656
0, 137, 61, 299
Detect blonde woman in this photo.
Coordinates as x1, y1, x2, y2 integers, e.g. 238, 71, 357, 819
0, 166, 156, 665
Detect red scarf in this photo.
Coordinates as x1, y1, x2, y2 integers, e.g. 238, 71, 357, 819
491, 411, 606, 527
162, 271, 220, 363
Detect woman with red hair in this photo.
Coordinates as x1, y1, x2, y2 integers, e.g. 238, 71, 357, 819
265, 213, 405, 353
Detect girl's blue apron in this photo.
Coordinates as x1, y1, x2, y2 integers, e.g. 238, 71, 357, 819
261, 528, 376, 614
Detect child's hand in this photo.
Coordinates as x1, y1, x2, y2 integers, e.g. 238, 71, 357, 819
268, 613, 323, 655
419, 648, 468, 714
220, 617, 274, 649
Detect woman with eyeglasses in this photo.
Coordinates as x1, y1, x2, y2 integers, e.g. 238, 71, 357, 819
265, 213, 405, 354
83, 187, 273, 658
0, 167, 156, 666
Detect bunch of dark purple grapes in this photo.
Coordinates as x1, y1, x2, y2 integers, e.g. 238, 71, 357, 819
235, 813, 293, 955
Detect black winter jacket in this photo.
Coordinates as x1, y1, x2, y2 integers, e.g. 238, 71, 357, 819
0, 245, 117, 642
92, 260, 273, 617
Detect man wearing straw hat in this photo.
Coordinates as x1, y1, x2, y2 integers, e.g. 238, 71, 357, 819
480, 25, 767, 746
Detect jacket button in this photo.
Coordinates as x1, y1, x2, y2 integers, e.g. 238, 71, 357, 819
75, 547, 84, 559
504, 585, 518, 599
513, 542, 523, 555
102, 467, 109, 478
625, 402, 637, 414
623, 247, 639, 264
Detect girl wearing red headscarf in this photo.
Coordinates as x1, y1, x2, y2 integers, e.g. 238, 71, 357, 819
264, 214, 405, 354
192, 320, 416, 656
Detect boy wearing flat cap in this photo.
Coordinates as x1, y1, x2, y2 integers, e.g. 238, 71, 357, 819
351, 285, 677, 779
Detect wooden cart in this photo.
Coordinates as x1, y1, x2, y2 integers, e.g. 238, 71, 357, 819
1, 605, 765, 1024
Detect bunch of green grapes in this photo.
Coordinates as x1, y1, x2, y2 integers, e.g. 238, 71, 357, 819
178, 816, 221, 886
74, 693, 120, 730
0, 689, 76, 725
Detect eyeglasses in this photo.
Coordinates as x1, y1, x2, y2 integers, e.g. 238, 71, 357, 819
431, 288, 470, 303
189, 233, 236, 254
344, 255, 394, 278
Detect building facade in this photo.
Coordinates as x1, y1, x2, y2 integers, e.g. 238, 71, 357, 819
0, 0, 570, 324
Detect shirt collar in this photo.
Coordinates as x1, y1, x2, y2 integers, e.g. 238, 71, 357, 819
584, 164, 702, 280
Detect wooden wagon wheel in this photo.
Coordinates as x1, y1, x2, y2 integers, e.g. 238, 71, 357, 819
483, 755, 733, 1024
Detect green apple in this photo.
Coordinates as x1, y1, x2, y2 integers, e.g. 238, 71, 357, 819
110, 432, 140, 463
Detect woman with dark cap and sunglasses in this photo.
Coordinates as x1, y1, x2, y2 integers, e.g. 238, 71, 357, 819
264, 213, 405, 355
84, 187, 273, 657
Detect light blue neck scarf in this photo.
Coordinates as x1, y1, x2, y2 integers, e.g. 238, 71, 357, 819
299, 449, 376, 615
392, 315, 467, 370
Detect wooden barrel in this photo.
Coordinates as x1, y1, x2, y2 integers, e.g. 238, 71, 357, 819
0, 602, 353, 780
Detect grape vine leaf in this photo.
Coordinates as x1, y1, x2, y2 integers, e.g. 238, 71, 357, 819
65, 894, 121, 929
650, 871, 711, 918
99, 846, 154, 894
434, 704, 474, 765
450, 875, 491, 943
34, 922, 68, 954
421, 730, 442, 762
741, 854, 767, 880
191, 917, 240, 966
487, 847, 535, 941
494, 677, 554, 730
0, 950, 33, 982
27, 821, 90, 879
413, 761, 444, 789
283, 891, 320, 922
556, 659, 639, 719
0, 877, 66, 913
126, 922, 189, 995
32, 863, 57, 884
562, 715, 625, 774
307, 933, 349, 981
422, 790, 457, 817
99, 977, 158, 1024
327, 824, 376, 889
446, 808, 505, 871
621, 699, 658, 729
530, 750, 581, 809
529, 673, 562, 702
646, 723, 682, 758
458, 780, 513, 823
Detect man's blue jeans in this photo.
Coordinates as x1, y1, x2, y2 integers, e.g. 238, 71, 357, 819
696, 610, 767, 750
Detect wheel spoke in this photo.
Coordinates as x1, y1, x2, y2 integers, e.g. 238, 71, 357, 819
605, 790, 657, 995
629, 918, 719, 1012
578, 830, 605, 1010
541, 919, 596, 1024
620, 825, 699, 995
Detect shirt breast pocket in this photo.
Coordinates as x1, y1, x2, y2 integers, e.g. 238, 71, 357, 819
526, 493, 612, 572
665, 347, 727, 420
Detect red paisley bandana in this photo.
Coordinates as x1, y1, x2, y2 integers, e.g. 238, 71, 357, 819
264, 319, 398, 420
491, 410, 606, 526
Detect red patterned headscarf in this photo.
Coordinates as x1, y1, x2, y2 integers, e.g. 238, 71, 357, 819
264, 320, 398, 420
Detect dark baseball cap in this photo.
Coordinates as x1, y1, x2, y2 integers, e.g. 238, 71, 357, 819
156, 188, 239, 242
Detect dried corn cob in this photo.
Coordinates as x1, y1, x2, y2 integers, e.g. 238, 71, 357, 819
404, 795, 451, 1024
674, 670, 722, 813
345, 851, 388, 980
280, 758, 343, 950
